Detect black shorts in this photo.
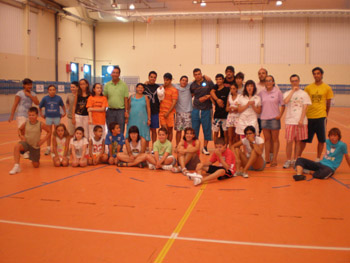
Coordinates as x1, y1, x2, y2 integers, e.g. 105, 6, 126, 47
303, 117, 326, 143
208, 165, 233, 180
295, 157, 334, 179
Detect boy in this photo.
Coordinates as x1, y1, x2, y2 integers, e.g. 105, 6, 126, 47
233, 126, 265, 178
188, 137, 235, 186
9, 107, 51, 174
39, 85, 66, 155
66, 81, 78, 136
88, 125, 108, 165
146, 127, 176, 170
9, 78, 39, 159
293, 128, 350, 181
158, 73, 178, 142
105, 122, 125, 165
210, 73, 230, 144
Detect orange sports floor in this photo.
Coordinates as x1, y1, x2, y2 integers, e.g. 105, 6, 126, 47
0, 108, 350, 263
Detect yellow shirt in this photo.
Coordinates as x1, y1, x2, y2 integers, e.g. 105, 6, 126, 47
305, 83, 333, 119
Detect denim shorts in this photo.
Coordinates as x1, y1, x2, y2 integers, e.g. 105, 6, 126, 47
46, 117, 61, 126
261, 119, 281, 130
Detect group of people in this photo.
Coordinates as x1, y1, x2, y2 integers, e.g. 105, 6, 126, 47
7, 65, 350, 185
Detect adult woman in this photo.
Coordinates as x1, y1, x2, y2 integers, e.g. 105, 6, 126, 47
235, 80, 261, 138
126, 83, 151, 142
259, 75, 285, 166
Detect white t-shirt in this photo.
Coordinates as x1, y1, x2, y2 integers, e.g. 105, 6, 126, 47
70, 137, 89, 158
236, 95, 261, 135
16, 90, 37, 117
242, 136, 265, 159
227, 93, 240, 119
91, 136, 104, 155
283, 89, 311, 125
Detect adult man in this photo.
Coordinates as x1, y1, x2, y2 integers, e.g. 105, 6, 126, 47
282, 74, 311, 168
256, 68, 268, 95
223, 65, 235, 88
103, 66, 129, 135
300, 67, 334, 161
190, 68, 214, 155
143, 71, 160, 146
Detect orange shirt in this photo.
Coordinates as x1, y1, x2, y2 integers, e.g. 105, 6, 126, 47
160, 86, 178, 114
86, 96, 108, 125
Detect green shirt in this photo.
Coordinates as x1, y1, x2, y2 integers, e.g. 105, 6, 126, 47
103, 80, 129, 109
153, 139, 172, 157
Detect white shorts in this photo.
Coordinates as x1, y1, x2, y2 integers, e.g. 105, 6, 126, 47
16, 116, 27, 128
212, 118, 227, 132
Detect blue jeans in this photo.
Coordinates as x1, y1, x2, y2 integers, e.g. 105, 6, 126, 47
106, 109, 125, 135
191, 108, 212, 141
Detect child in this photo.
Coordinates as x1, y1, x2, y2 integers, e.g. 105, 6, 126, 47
72, 79, 91, 138
9, 78, 39, 159
172, 127, 200, 175
117, 125, 147, 167
226, 83, 240, 149
39, 84, 66, 155
146, 127, 176, 170
233, 126, 265, 178
88, 125, 108, 165
105, 122, 125, 165
210, 74, 230, 144
188, 137, 236, 186
158, 73, 178, 142
9, 107, 50, 174
52, 124, 70, 167
70, 127, 89, 167
293, 128, 350, 181
66, 81, 78, 137
86, 83, 108, 139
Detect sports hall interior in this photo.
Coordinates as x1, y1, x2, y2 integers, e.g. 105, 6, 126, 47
0, 0, 350, 262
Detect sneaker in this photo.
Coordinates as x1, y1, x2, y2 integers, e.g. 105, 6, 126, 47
233, 171, 241, 177
9, 165, 21, 175
162, 165, 173, 171
293, 174, 306, 181
187, 172, 203, 180
44, 147, 51, 155
283, 160, 291, 169
193, 177, 202, 186
241, 172, 249, 178
148, 163, 156, 170
117, 161, 127, 167
202, 147, 210, 155
139, 162, 147, 168
23, 151, 30, 159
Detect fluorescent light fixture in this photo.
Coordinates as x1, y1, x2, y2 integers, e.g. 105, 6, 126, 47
83, 64, 90, 73
276, 1, 282, 6
200, 1, 206, 7
129, 3, 135, 10
192, 0, 198, 3
115, 16, 128, 22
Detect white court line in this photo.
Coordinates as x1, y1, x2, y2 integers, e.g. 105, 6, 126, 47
1, 219, 349, 251
0, 156, 12, 161
0, 140, 18, 146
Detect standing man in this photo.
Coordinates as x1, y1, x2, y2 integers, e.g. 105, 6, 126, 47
256, 68, 268, 95
103, 66, 129, 136
144, 71, 160, 147
224, 65, 235, 88
190, 68, 214, 155
300, 67, 334, 161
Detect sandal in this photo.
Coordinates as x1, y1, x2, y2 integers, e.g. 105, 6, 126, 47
270, 162, 278, 167
171, 166, 182, 173
182, 168, 188, 176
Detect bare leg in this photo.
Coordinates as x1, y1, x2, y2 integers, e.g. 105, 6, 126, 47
176, 131, 182, 146
299, 141, 307, 156
201, 169, 226, 184
286, 140, 293, 161
263, 129, 272, 162
243, 150, 264, 173
317, 142, 324, 159
13, 143, 24, 164
168, 127, 173, 142
150, 128, 157, 145
271, 129, 280, 166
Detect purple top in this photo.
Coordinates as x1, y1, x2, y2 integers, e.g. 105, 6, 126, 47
259, 87, 284, 120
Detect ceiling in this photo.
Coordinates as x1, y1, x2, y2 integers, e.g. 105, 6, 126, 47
50, 0, 350, 22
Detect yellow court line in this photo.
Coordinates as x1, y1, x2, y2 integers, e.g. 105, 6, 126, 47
154, 183, 207, 263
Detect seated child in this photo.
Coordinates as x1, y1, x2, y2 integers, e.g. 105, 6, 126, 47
70, 127, 89, 167
117, 126, 147, 167
146, 127, 176, 170
52, 123, 70, 167
233, 125, 265, 178
105, 122, 125, 165
9, 107, 50, 174
88, 125, 108, 165
188, 137, 236, 186
293, 128, 350, 181
172, 127, 201, 175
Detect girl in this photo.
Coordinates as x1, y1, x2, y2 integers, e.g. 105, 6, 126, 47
88, 125, 108, 165
70, 127, 88, 167
226, 84, 240, 149
236, 80, 262, 137
172, 127, 200, 175
66, 81, 78, 137
86, 83, 108, 139
52, 124, 70, 167
126, 83, 151, 142
117, 125, 147, 167
72, 79, 91, 138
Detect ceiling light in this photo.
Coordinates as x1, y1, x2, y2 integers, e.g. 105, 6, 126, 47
129, 3, 135, 10
200, 1, 206, 7
192, 0, 198, 3
115, 16, 128, 22
276, 1, 282, 6
111, 0, 117, 8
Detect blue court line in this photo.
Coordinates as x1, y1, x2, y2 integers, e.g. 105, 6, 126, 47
331, 177, 350, 189
306, 178, 314, 182
0, 165, 108, 200
129, 177, 144, 182
116, 168, 121, 173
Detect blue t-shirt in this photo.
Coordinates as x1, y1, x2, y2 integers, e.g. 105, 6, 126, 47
39, 95, 64, 118
105, 132, 125, 157
320, 139, 348, 171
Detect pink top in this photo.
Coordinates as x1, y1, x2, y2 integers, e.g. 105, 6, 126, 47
259, 87, 284, 120
210, 148, 236, 173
